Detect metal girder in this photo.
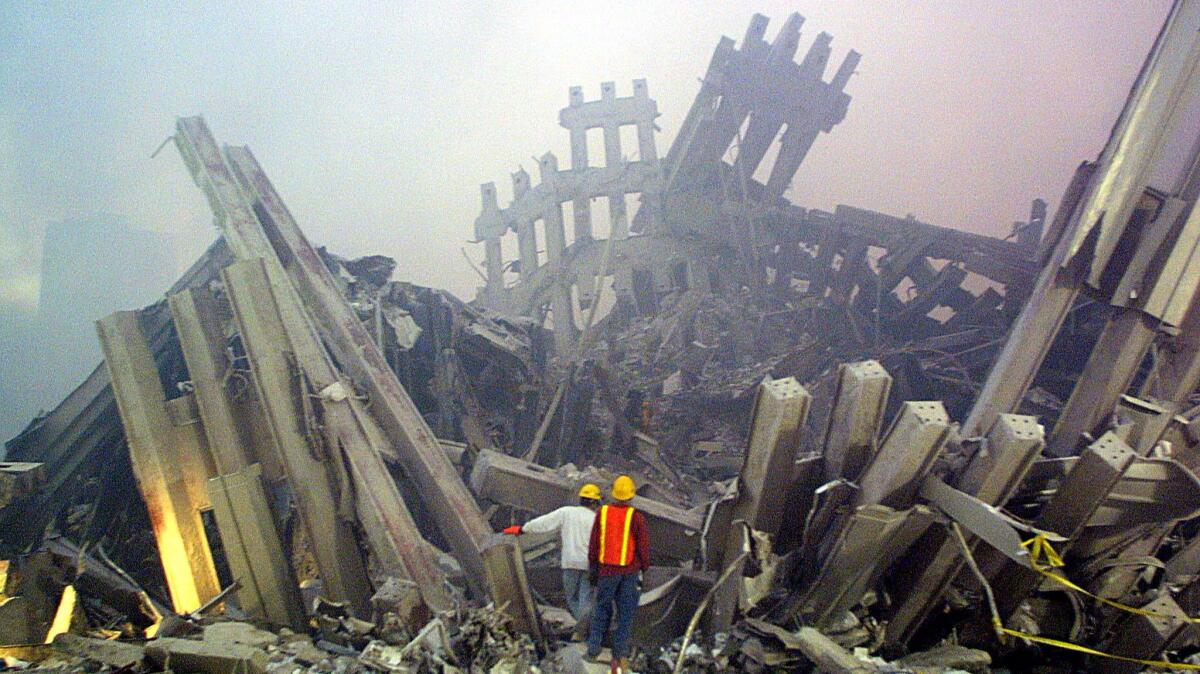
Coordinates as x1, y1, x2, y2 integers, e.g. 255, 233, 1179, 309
207, 464, 306, 628
177, 118, 453, 614
221, 259, 375, 615
856, 401, 950, 508
821, 360, 891, 482
1095, 594, 1193, 674
168, 288, 253, 475
480, 537, 544, 645
989, 432, 1137, 619
797, 504, 934, 627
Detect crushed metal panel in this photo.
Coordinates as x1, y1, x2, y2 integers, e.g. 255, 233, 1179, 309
919, 476, 1041, 568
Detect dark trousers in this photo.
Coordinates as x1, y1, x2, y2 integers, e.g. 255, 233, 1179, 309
588, 572, 639, 658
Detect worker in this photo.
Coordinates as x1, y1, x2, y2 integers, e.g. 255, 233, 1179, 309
586, 475, 650, 671
502, 483, 603, 637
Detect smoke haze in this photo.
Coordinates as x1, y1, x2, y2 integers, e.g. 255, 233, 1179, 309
0, 1, 1171, 441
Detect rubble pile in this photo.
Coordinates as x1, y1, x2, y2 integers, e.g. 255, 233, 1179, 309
0, 607, 537, 674
6, 6, 1200, 674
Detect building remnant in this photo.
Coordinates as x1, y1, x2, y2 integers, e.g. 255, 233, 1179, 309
6, 6, 1200, 674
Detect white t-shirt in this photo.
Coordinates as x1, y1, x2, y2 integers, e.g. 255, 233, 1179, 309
522, 505, 597, 571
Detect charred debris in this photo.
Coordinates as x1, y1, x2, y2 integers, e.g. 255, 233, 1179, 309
7, 7, 1200, 674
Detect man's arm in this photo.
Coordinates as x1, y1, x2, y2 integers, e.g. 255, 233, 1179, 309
520, 507, 565, 535
588, 512, 602, 583
633, 511, 651, 573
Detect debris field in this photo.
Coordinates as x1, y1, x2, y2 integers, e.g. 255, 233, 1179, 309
6, 7, 1200, 674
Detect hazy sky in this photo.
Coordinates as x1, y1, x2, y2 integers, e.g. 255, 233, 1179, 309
0, 1, 1171, 306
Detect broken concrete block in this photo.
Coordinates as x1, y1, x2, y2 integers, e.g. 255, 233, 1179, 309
0, 462, 45, 509
282, 637, 331, 667
359, 639, 411, 673
371, 577, 429, 629
146, 636, 269, 674
52, 633, 145, 668
342, 615, 378, 640
203, 621, 280, 650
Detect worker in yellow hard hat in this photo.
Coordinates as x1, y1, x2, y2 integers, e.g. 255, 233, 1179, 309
587, 475, 649, 669
503, 483, 603, 638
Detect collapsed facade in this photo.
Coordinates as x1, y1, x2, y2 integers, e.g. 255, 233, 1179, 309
5, 5, 1200, 674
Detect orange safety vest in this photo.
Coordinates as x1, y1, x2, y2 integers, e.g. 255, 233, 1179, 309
598, 504, 636, 566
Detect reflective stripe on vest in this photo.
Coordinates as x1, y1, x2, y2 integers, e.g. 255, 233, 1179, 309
598, 504, 636, 566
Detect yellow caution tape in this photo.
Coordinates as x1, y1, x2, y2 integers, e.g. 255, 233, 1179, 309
1021, 535, 1200, 624
949, 524, 1200, 669
1022, 534, 1064, 568
980, 535, 1200, 668
993, 618, 1200, 669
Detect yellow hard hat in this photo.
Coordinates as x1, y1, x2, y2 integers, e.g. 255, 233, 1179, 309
612, 475, 636, 501
578, 483, 602, 501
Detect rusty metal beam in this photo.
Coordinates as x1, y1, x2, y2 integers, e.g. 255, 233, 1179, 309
168, 289, 254, 474
221, 259, 374, 615
177, 118, 451, 613
169, 288, 304, 626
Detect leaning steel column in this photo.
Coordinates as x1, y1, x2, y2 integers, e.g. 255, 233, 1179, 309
97, 311, 221, 613
965, 0, 1200, 436
1144, 291, 1200, 402
1048, 309, 1159, 456
218, 141, 504, 595
176, 117, 450, 613
222, 259, 374, 615
709, 377, 811, 631
169, 288, 306, 627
